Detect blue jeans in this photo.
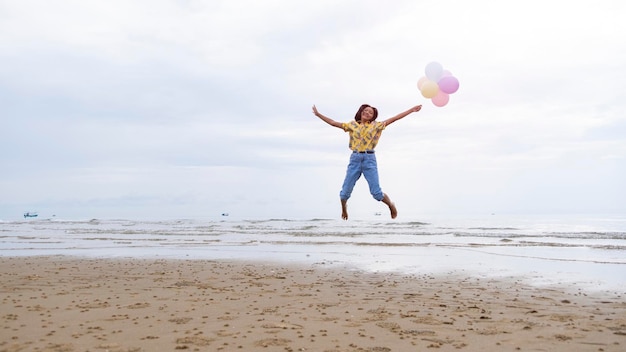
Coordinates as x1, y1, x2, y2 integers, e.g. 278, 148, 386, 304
339, 152, 384, 201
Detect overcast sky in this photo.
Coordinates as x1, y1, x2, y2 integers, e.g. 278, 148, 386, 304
1, 0, 625, 221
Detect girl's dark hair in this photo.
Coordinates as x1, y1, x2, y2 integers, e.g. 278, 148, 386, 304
354, 104, 378, 122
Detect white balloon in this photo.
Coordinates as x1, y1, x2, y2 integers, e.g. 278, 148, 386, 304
425, 61, 443, 82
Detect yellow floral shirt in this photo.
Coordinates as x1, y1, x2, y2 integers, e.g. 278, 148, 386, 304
341, 121, 386, 152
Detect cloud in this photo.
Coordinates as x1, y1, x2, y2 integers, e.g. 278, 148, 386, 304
1, 0, 625, 220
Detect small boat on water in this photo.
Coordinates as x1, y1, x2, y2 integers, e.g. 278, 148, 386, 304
23, 212, 38, 218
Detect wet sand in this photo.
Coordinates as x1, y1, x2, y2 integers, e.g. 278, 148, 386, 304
1, 256, 624, 351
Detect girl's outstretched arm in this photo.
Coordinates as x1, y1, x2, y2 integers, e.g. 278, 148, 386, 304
312, 105, 343, 129
382, 105, 422, 126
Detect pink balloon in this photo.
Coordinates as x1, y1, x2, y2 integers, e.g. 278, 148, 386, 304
417, 76, 428, 90
438, 76, 459, 94
432, 91, 449, 107
441, 70, 452, 78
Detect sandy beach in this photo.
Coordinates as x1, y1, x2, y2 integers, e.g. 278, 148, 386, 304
0, 256, 624, 351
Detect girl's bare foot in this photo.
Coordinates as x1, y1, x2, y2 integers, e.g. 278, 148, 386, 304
341, 199, 348, 220
381, 193, 397, 219
389, 202, 397, 219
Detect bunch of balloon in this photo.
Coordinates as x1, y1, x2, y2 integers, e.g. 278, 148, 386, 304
417, 62, 460, 107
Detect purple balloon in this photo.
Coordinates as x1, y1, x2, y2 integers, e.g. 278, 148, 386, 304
438, 76, 459, 94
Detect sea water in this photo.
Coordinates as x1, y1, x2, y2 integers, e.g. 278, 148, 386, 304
1, 215, 625, 293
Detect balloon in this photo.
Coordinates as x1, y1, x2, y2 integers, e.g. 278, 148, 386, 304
425, 61, 443, 82
418, 62, 459, 106
438, 76, 459, 94
420, 80, 439, 98
432, 91, 449, 107
417, 76, 429, 90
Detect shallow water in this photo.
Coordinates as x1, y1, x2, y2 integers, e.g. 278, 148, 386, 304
1, 215, 625, 292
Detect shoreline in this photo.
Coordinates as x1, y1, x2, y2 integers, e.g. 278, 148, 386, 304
2, 216, 625, 296
1, 255, 625, 351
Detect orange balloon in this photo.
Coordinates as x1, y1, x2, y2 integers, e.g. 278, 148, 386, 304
417, 76, 428, 90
